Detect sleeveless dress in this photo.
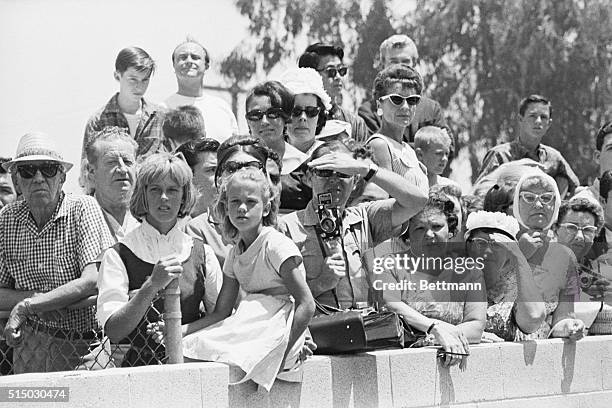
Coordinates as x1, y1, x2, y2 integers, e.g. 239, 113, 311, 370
365, 133, 429, 193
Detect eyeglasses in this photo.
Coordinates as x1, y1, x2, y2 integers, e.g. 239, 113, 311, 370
519, 191, 555, 205
319, 65, 348, 78
291, 106, 321, 118
558, 223, 598, 239
468, 237, 504, 252
221, 160, 264, 174
380, 94, 421, 106
16, 163, 61, 179
312, 168, 352, 179
245, 107, 285, 122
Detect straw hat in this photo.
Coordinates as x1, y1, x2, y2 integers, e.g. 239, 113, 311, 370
2, 132, 73, 172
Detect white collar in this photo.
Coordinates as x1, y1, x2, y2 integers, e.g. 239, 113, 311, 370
282, 142, 309, 174
121, 219, 193, 263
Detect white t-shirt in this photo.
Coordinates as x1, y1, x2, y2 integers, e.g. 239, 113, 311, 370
163, 93, 239, 143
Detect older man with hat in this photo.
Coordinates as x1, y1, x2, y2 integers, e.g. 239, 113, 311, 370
1, 132, 114, 373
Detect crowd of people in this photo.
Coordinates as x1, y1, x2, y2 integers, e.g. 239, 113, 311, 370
1, 33, 611, 390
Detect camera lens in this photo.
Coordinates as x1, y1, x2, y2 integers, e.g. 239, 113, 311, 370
320, 217, 336, 234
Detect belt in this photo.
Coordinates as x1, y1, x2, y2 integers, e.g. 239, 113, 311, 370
28, 321, 102, 341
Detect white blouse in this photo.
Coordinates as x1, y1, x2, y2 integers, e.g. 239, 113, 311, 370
96, 220, 222, 329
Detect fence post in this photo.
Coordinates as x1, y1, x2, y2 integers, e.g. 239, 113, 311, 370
163, 279, 183, 364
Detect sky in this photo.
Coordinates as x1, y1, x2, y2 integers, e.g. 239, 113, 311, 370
0, 0, 250, 193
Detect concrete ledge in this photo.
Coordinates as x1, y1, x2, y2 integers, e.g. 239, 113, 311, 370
1, 336, 612, 408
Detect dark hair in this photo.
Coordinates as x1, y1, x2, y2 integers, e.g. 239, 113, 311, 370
299, 43, 344, 68
462, 195, 484, 217
115, 46, 155, 76
171, 37, 210, 68
600, 169, 612, 202
373, 64, 423, 100
557, 197, 604, 231
595, 120, 612, 151
163, 106, 206, 145
215, 135, 269, 186
0, 157, 10, 174
518, 94, 552, 119
402, 195, 459, 240
484, 183, 515, 214
245, 81, 293, 120
176, 138, 220, 171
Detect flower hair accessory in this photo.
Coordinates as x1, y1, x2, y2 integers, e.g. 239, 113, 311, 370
464, 210, 520, 240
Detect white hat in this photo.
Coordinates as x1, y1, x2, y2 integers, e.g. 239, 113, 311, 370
277, 67, 332, 111
464, 210, 520, 240
316, 120, 352, 140
2, 132, 73, 172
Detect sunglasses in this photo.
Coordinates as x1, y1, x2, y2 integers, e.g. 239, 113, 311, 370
558, 223, 598, 239
245, 107, 285, 122
312, 168, 352, 179
222, 160, 264, 174
291, 106, 321, 118
380, 94, 421, 106
16, 163, 61, 179
319, 66, 348, 78
519, 191, 555, 205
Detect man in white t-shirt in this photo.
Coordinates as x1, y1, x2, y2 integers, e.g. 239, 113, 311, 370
163, 38, 238, 142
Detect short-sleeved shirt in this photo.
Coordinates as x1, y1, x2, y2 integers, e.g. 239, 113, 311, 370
83, 93, 166, 160
277, 200, 395, 308
224, 226, 303, 295
0, 192, 114, 331
476, 141, 580, 194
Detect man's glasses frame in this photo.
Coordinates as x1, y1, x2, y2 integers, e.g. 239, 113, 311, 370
319, 66, 348, 78
16, 163, 62, 179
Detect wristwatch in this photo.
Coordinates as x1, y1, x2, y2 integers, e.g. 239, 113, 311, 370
363, 163, 379, 182
427, 320, 439, 335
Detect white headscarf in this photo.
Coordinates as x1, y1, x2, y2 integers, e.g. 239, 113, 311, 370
512, 170, 561, 231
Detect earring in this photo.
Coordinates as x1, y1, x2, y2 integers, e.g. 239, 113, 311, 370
376, 108, 383, 116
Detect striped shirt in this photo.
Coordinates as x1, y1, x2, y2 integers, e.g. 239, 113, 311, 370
0, 193, 114, 331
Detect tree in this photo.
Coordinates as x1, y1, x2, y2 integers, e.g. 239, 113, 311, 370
405, 0, 612, 184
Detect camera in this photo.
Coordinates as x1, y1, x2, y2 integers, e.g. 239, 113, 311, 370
316, 193, 342, 240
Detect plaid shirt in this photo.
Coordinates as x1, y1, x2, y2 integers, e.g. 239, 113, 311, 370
82, 93, 167, 161
0, 193, 114, 331
476, 141, 580, 193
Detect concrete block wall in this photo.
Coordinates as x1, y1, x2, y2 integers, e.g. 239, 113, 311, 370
2, 336, 612, 407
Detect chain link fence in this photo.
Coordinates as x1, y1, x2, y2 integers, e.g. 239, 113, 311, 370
0, 289, 181, 376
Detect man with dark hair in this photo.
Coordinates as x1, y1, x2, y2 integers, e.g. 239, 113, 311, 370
164, 38, 238, 142
574, 120, 612, 203
298, 42, 368, 143
357, 35, 448, 144
0, 157, 16, 209
82, 47, 165, 190
476, 94, 579, 197
162, 105, 206, 152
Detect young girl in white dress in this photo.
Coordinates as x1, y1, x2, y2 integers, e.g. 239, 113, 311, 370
182, 167, 315, 391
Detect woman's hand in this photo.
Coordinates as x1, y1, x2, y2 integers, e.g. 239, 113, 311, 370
148, 255, 183, 292
551, 318, 585, 341
430, 320, 470, 368
518, 231, 544, 259
146, 321, 165, 345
